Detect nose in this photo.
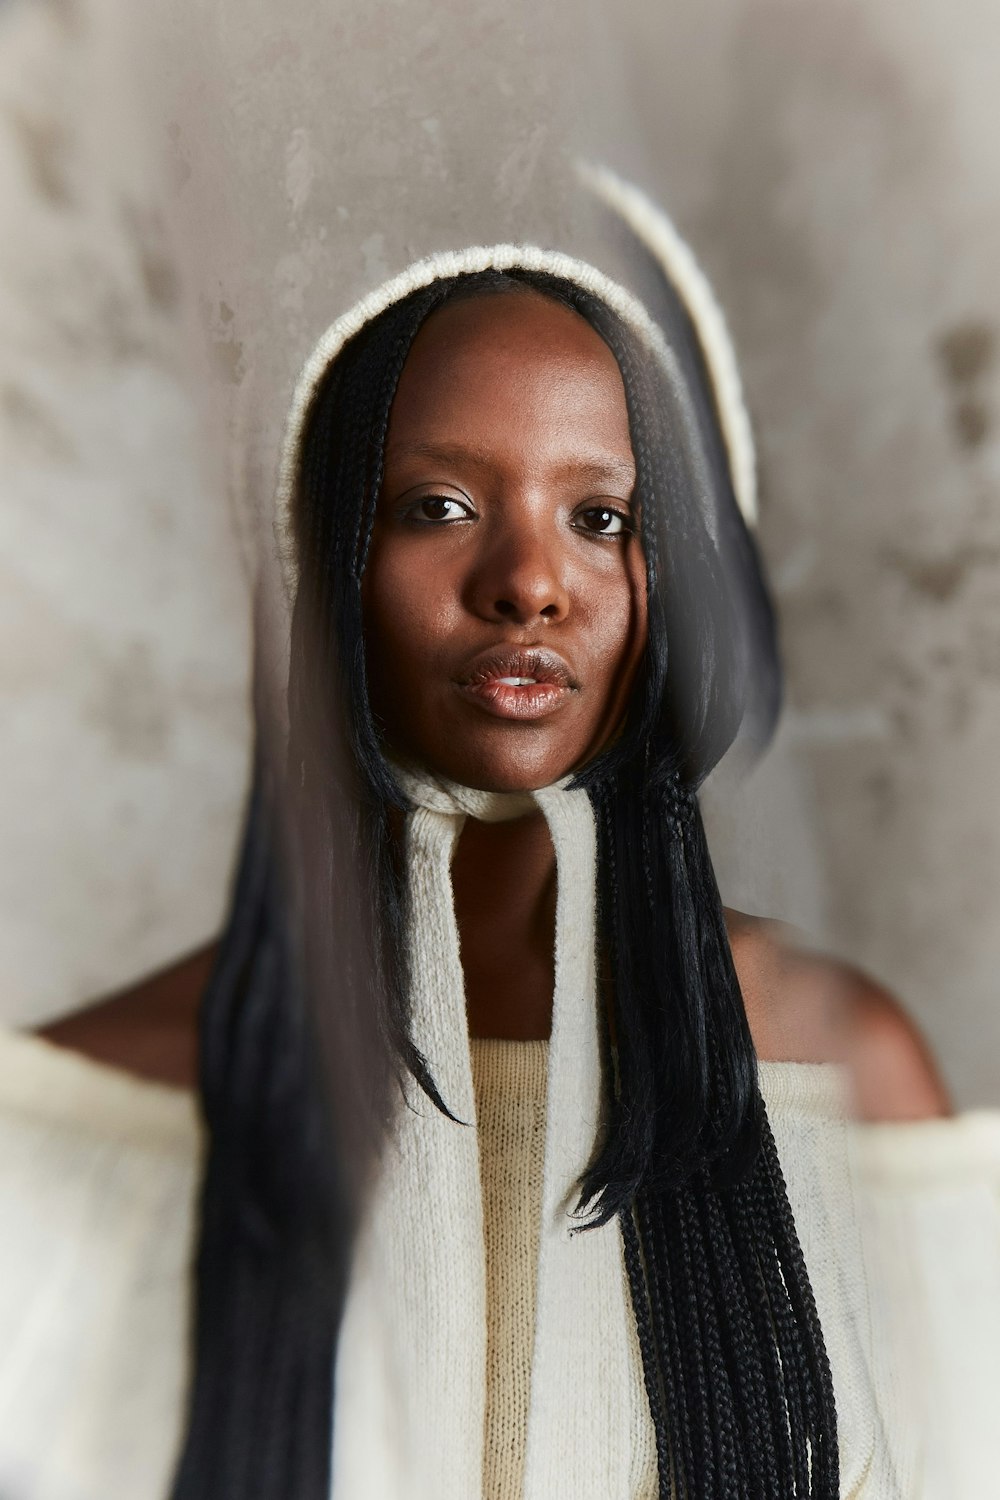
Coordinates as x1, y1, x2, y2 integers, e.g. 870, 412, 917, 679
465, 521, 570, 626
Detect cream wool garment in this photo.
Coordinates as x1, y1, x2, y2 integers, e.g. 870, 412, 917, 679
2, 981, 1000, 1495
325, 765, 1000, 1500
0, 1027, 199, 1500
468, 1033, 1000, 1500
470, 1036, 659, 1500
330, 768, 648, 1500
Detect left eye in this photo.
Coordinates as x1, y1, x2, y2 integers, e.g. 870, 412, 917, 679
409, 496, 473, 522
575, 506, 630, 536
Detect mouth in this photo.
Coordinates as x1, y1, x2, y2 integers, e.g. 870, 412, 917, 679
455, 646, 578, 721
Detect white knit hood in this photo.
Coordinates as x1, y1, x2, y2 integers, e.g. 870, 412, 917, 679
269, 160, 756, 610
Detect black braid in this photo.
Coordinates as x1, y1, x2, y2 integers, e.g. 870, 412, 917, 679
642, 1192, 696, 1491
621, 1205, 673, 1488
569, 279, 836, 1494
171, 748, 348, 1500
699, 1185, 781, 1497
175, 265, 837, 1498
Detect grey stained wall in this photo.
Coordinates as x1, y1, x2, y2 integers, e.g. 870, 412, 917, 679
0, 0, 253, 1020
616, 0, 1000, 1106
2, 0, 998, 1105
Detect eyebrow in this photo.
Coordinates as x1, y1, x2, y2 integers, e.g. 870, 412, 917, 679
384, 439, 636, 488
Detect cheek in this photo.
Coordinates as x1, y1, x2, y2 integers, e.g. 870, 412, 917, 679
361, 536, 463, 751
582, 549, 648, 742
364, 538, 438, 660
627, 552, 650, 662
586, 546, 647, 671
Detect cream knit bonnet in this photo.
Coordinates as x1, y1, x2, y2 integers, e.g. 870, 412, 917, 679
273, 160, 757, 609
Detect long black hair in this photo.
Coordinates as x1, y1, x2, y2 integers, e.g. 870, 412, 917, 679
172, 268, 837, 1499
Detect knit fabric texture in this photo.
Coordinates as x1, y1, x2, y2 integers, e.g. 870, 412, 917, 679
471, 1038, 549, 1500
332, 767, 647, 1500
0, 1027, 199, 1500
328, 765, 1000, 1500
2, 1024, 1000, 1495
3, 766, 1000, 1497
470, 1037, 659, 1500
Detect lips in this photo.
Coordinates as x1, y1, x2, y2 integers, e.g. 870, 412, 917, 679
456, 646, 578, 721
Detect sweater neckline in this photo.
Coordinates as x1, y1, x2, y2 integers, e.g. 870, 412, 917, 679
0, 1025, 199, 1148
467, 1035, 849, 1120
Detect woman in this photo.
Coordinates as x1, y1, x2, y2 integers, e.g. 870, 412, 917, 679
10, 174, 962, 1500
169, 186, 953, 1500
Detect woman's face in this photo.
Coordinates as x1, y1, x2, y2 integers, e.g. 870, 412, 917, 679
362, 288, 648, 792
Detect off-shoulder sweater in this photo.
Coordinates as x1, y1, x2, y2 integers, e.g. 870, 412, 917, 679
0, 1026, 999, 1498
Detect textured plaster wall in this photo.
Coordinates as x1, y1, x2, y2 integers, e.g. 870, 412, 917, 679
2, 0, 998, 1105
616, 0, 1000, 1104
0, 0, 252, 1023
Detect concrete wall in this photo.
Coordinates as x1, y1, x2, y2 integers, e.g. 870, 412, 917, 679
614, 0, 1000, 1105
2, 0, 997, 1105
0, 0, 252, 1020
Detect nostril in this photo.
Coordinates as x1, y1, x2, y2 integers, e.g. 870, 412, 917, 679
495, 599, 517, 617
539, 603, 560, 619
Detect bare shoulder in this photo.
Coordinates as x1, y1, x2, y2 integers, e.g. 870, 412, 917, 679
725, 908, 951, 1121
36, 944, 215, 1090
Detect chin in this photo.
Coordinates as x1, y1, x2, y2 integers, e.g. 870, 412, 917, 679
405, 731, 578, 795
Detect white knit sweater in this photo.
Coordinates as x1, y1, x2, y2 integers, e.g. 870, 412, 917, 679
0, 1027, 199, 1500
2, 778, 1000, 1500
468, 1035, 1000, 1500
1, 1023, 999, 1498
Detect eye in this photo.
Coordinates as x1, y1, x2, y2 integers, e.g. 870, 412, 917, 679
574, 504, 634, 537
406, 495, 475, 524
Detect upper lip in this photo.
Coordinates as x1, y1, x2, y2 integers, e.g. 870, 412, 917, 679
457, 644, 578, 690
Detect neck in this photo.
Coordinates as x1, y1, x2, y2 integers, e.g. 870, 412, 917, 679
450, 810, 557, 1041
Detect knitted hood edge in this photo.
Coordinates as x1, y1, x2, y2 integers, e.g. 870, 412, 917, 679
272, 160, 757, 601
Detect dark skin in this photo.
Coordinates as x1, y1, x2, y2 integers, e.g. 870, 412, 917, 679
41, 289, 951, 1120
364, 289, 647, 1040
363, 290, 649, 795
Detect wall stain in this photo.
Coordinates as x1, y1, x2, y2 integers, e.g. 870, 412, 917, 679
883, 542, 997, 603
953, 396, 991, 450
84, 641, 170, 761
936, 320, 995, 450
11, 110, 72, 208
121, 199, 181, 315
202, 297, 246, 385
1, 383, 75, 463
210, 336, 245, 384
937, 320, 995, 386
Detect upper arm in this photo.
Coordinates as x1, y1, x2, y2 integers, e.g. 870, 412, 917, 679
846, 977, 952, 1122
727, 908, 951, 1121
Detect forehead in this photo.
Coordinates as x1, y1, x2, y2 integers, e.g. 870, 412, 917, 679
384, 289, 635, 473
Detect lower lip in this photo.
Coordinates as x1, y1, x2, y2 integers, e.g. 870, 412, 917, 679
457, 679, 570, 720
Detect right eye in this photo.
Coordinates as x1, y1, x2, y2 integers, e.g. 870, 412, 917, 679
407, 495, 474, 523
